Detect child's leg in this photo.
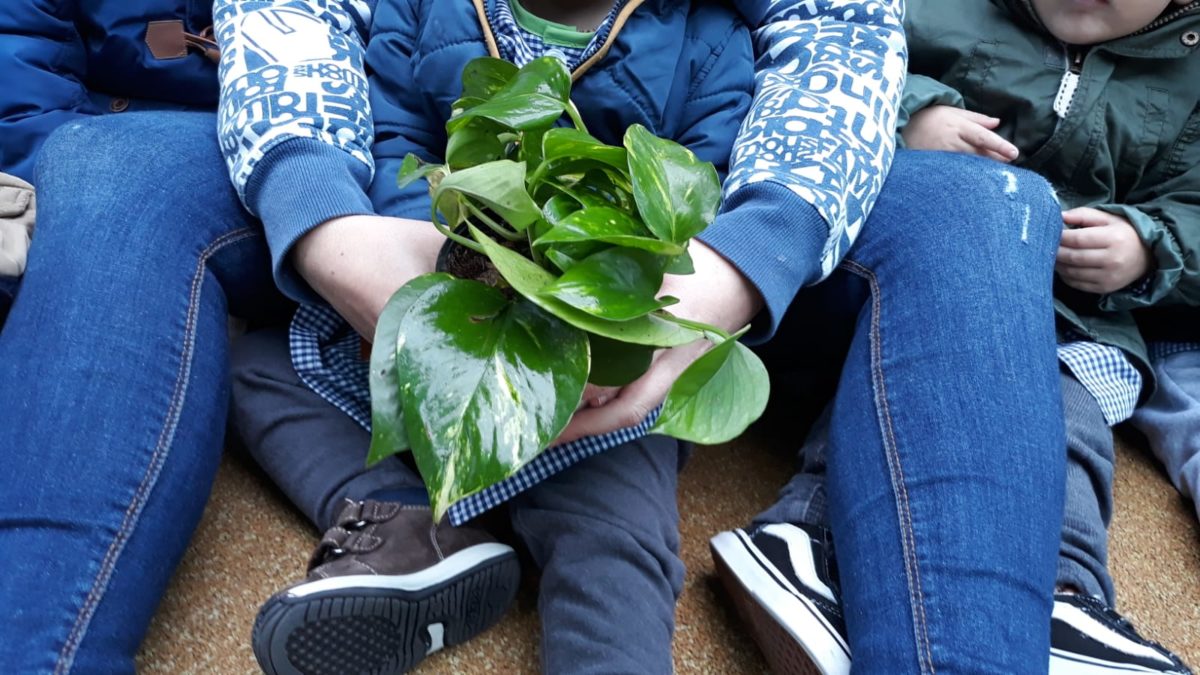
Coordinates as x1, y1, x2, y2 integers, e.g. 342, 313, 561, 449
1057, 371, 1117, 603
233, 326, 522, 675
1129, 348, 1200, 521
229, 326, 426, 529
751, 401, 832, 528
508, 435, 687, 675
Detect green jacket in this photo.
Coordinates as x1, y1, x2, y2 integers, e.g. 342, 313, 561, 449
899, 0, 1200, 390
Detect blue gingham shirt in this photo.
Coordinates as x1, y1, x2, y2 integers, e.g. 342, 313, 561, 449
291, 1, 651, 526
1057, 339, 1142, 426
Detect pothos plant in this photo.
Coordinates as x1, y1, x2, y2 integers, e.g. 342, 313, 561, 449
368, 55, 769, 520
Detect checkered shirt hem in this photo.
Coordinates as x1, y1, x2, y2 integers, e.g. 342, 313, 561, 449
1148, 341, 1200, 362
290, 304, 659, 526
1056, 340, 1143, 426
489, 0, 626, 69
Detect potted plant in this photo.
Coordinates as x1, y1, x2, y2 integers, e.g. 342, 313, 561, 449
368, 55, 769, 520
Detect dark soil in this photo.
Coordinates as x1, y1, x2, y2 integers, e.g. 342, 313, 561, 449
438, 220, 533, 294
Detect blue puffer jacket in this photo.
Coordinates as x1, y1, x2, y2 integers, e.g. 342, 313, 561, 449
0, 0, 219, 183
366, 0, 754, 223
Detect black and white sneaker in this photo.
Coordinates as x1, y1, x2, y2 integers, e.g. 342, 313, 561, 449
1050, 593, 1192, 674
710, 523, 850, 675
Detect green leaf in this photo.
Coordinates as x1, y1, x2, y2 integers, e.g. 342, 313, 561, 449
461, 57, 519, 100
587, 334, 654, 387
650, 330, 770, 444
664, 249, 694, 275
544, 247, 580, 273
624, 124, 721, 243
534, 206, 685, 256
395, 277, 588, 521
542, 193, 580, 226
397, 153, 443, 190
540, 247, 672, 321
447, 57, 571, 134
366, 274, 453, 466
446, 119, 506, 169
433, 161, 542, 231
529, 128, 630, 184
469, 224, 701, 347
519, 127, 547, 173
541, 128, 628, 168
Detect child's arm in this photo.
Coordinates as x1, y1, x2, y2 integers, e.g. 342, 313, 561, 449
671, 20, 754, 180
898, 75, 1019, 162
364, 0, 443, 221
0, 2, 99, 183
701, 0, 907, 341
214, 0, 378, 304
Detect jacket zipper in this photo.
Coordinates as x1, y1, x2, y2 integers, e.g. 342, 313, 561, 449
1053, 46, 1084, 118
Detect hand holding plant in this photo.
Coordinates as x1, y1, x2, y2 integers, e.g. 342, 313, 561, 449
368, 56, 770, 520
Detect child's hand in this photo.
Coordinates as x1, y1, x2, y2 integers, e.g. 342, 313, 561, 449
902, 106, 1020, 162
1056, 207, 1152, 294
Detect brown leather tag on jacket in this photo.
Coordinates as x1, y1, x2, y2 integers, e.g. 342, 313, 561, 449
146, 20, 187, 60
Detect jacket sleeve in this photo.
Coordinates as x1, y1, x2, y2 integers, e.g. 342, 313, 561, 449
0, 2, 99, 184
672, 20, 754, 181
214, 0, 378, 303
896, 73, 965, 137
703, 0, 908, 341
1096, 139, 1200, 310
364, 0, 444, 220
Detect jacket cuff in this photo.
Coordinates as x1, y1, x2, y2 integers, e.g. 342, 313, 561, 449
700, 181, 827, 343
247, 138, 375, 303
1096, 204, 1184, 311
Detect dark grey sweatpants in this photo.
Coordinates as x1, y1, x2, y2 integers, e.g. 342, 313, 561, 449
755, 370, 1117, 604
230, 327, 686, 674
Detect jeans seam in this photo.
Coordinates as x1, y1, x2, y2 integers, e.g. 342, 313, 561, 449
840, 258, 936, 674
55, 227, 261, 673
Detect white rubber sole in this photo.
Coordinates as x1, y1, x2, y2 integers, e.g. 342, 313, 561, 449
286, 542, 514, 597
711, 530, 851, 675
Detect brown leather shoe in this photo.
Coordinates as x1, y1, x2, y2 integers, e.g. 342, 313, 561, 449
252, 499, 520, 675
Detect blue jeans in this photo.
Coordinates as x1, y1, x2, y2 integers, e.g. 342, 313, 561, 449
762, 372, 1116, 604
1130, 346, 1200, 523
761, 151, 1067, 673
0, 112, 285, 674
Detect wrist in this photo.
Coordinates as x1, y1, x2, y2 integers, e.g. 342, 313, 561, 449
663, 240, 763, 333
292, 215, 445, 337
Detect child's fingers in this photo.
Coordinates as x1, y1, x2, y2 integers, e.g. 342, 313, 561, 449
982, 149, 1016, 163
1061, 207, 1113, 228
1055, 265, 1107, 294
1056, 245, 1109, 268
958, 109, 1002, 128
1060, 226, 1114, 250
961, 123, 1019, 161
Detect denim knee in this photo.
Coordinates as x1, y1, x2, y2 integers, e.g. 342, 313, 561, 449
871, 151, 1063, 279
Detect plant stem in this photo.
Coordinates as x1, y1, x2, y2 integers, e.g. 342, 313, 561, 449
526, 228, 544, 266
566, 100, 587, 133
658, 314, 731, 342
430, 201, 484, 253
464, 202, 524, 242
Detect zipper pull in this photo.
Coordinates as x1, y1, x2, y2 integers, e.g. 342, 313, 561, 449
1070, 49, 1084, 74
1054, 47, 1083, 118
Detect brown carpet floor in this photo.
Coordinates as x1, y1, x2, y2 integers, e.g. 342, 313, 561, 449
137, 429, 1200, 673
